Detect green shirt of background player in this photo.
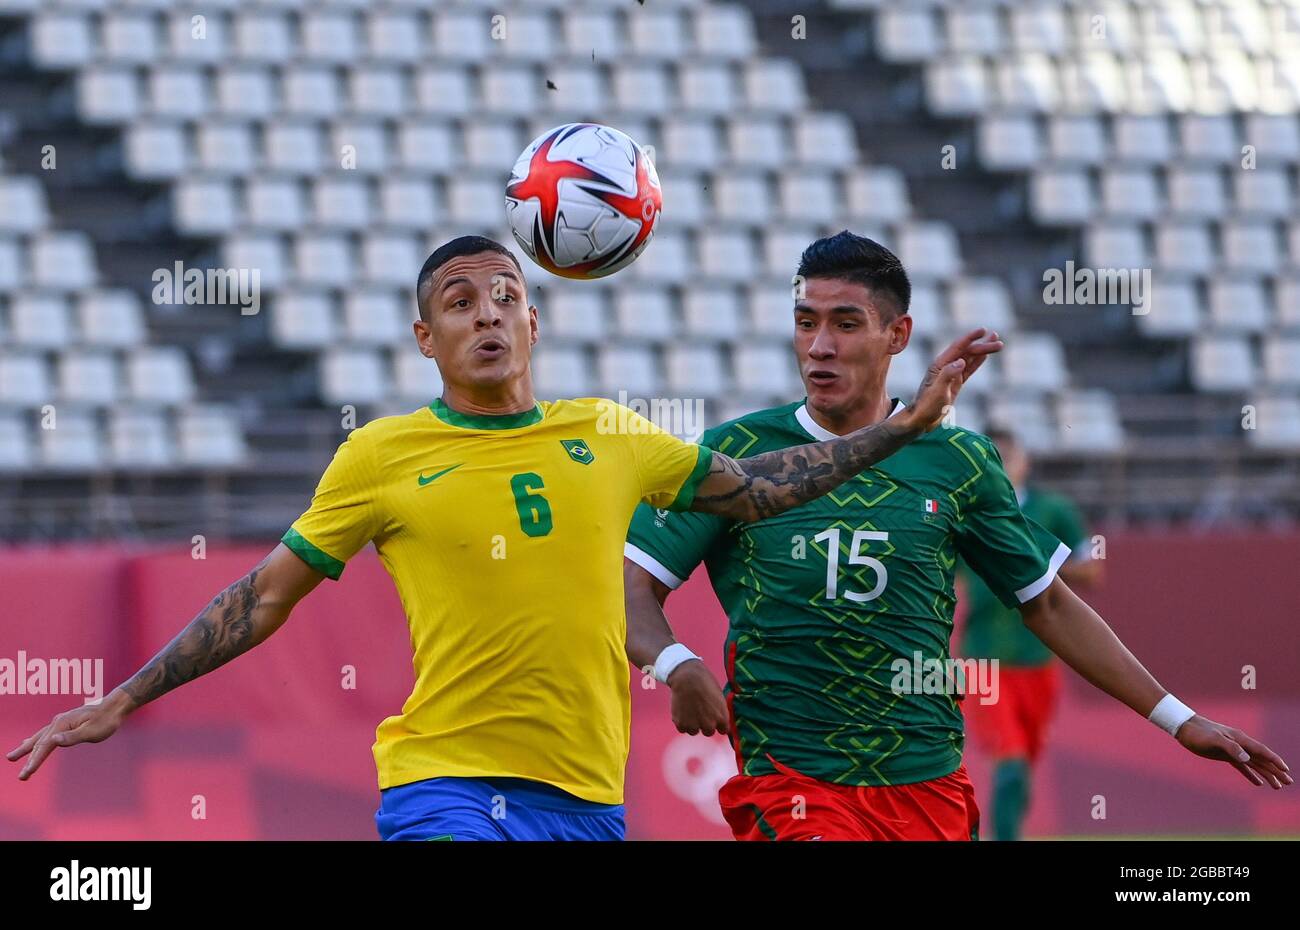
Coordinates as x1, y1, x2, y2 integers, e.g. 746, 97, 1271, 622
622, 230, 1290, 842
957, 427, 1102, 840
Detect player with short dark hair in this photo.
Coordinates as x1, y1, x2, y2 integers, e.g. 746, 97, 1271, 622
623, 230, 1291, 841
9, 236, 1001, 841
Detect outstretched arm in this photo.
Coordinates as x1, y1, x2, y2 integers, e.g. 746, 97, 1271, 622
7, 543, 326, 780
1022, 576, 1291, 789
689, 329, 1003, 522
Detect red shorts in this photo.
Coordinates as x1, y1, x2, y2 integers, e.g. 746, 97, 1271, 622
718, 760, 981, 841
963, 663, 1060, 762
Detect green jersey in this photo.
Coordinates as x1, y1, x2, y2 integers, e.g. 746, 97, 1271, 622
959, 487, 1089, 667
625, 400, 1069, 787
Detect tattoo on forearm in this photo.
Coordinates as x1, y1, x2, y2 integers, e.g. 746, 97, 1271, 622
120, 559, 268, 707
692, 417, 917, 522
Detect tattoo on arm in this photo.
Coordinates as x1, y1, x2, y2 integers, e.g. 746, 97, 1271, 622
691, 416, 918, 522
120, 558, 268, 708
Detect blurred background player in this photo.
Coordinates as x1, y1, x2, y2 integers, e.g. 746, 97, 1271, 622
957, 426, 1100, 840
624, 232, 1291, 842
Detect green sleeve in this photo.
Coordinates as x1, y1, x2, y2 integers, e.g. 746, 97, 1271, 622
625, 501, 726, 589
955, 440, 1069, 608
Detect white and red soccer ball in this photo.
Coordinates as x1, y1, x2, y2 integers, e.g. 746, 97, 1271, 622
505, 123, 662, 280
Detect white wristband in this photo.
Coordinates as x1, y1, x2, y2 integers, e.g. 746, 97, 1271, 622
1148, 694, 1196, 737
653, 643, 700, 684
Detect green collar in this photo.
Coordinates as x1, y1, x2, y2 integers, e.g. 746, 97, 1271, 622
429, 397, 544, 430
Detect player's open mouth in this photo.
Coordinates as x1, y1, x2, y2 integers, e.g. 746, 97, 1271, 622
807, 370, 839, 386
474, 339, 507, 358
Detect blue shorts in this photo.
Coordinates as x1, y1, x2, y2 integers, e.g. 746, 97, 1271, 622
375, 776, 626, 841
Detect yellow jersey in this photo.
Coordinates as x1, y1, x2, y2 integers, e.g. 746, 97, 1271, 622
282, 397, 713, 804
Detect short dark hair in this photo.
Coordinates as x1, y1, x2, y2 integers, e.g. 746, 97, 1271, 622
796, 230, 911, 320
416, 235, 524, 320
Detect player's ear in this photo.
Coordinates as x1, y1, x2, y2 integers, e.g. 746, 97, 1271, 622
887, 313, 912, 355
528, 304, 539, 346
414, 315, 438, 360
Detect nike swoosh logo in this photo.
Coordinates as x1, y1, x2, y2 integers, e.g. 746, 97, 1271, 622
418, 463, 464, 487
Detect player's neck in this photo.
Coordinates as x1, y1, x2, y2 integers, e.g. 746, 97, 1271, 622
440, 382, 538, 418
807, 391, 895, 436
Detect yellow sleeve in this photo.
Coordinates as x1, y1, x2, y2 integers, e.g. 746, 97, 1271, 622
281, 426, 384, 580
623, 409, 714, 512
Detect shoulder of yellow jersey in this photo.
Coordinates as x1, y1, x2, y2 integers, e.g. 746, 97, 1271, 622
342, 406, 434, 449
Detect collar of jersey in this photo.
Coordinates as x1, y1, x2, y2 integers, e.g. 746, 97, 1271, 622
794, 399, 905, 441
429, 397, 544, 430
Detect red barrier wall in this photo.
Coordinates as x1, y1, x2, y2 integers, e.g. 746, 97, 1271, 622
1, 532, 1297, 840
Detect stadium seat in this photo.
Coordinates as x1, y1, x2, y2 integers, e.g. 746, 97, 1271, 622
1056, 390, 1124, 453
564, 11, 621, 58
1247, 396, 1300, 449
543, 287, 608, 344
149, 66, 209, 120
1101, 168, 1162, 220
1031, 169, 1094, 225
679, 64, 736, 116
598, 345, 659, 396
214, 66, 276, 120
727, 117, 787, 170
532, 345, 594, 398
1046, 116, 1107, 166
195, 122, 256, 175
615, 289, 676, 341
313, 177, 372, 230
1001, 333, 1068, 393
265, 122, 326, 176
0, 352, 51, 408
985, 394, 1055, 452
1191, 337, 1256, 392
699, 230, 757, 282
32, 11, 94, 69
40, 411, 101, 471
748, 282, 796, 337
743, 60, 806, 113
58, 351, 119, 406
878, 9, 941, 63
31, 233, 96, 291
294, 234, 355, 288
391, 350, 445, 404
695, 6, 758, 61
1154, 222, 1214, 276
1208, 279, 1270, 334
0, 413, 34, 471
844, 168, 910, 223
109, 409, 174, 468
175, 179, 238, 235
10, 293, 71, 348
78, 290, 147, 348
177, 406, 247, 467
78, 67, 141, 125
0, 177, 49, 233
947, 7, 1003, 56
898, 223, 961, 279
665, 345, 726, 396
271, 291, 338, 350
1138, 277, 1201, 338
949, 278, 1014, 332
1221, 222, 1281, 275
714, 174, 772, 226
682, 285, 742, 342
320, 347, 389, 405
1262, 338, 1300, 390
1166, 167, 1226, 220
733, 344, 797, 398
794, 114, 857, 167
124, 122, 189, 180
103, 12, 159, 65
127, 347, 196, 405
980, 116, 1042, 170
343, 289, 407, 346
926, 58, 989, 115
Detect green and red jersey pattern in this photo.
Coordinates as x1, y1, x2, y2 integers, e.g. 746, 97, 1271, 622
959, 488, 1089, 667
625, 401, 1068, 787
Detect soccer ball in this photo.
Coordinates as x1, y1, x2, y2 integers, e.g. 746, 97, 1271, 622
505, 123, 662, 280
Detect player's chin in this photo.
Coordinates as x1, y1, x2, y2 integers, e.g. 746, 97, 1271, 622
804, 378, 849, 410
